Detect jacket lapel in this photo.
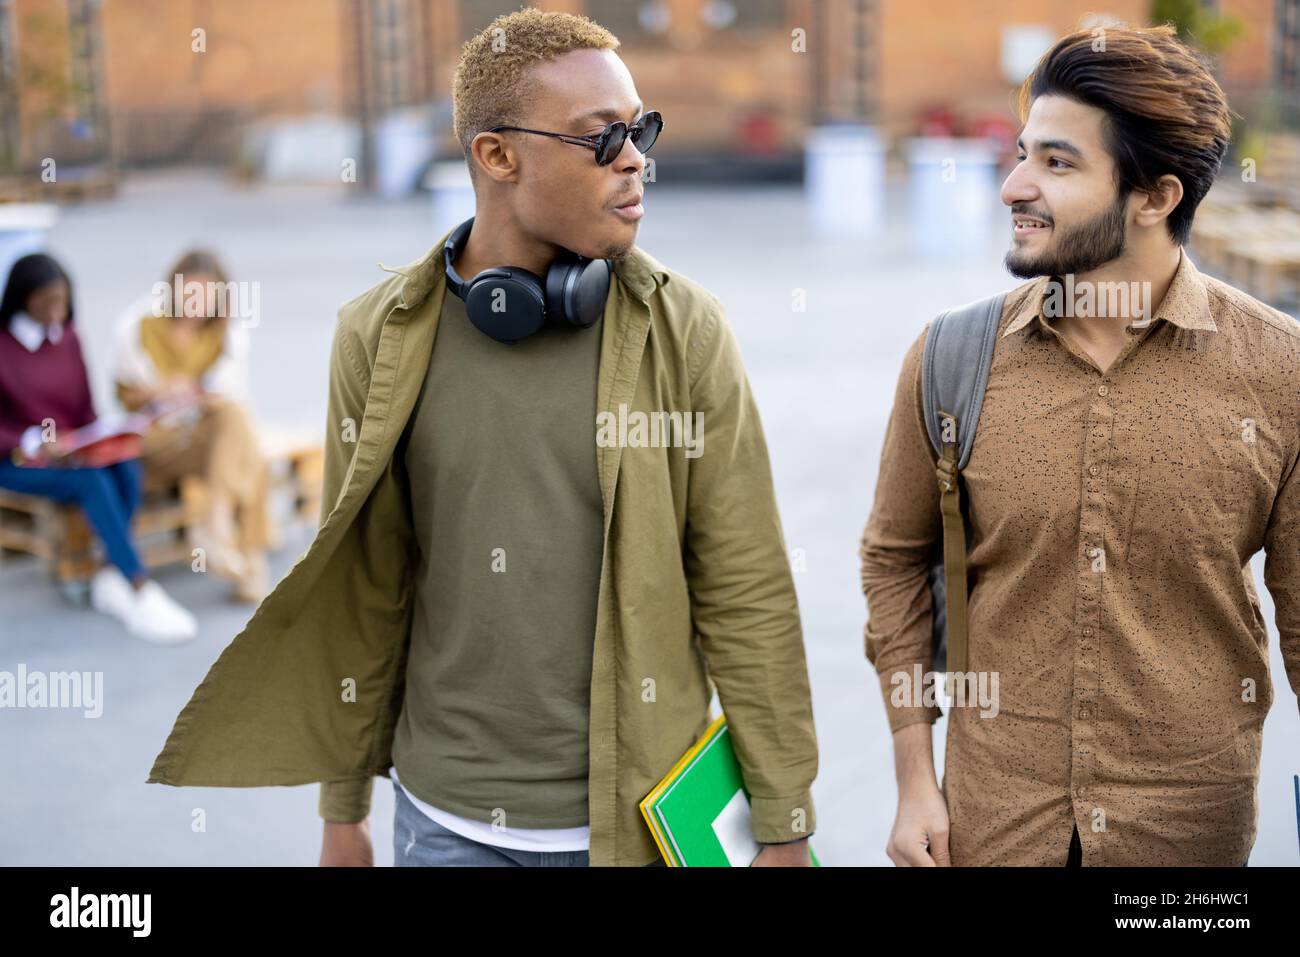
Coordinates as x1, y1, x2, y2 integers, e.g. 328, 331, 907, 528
595, 278, 652, 529
587, 253, 657, 865
339, 252, 450, 512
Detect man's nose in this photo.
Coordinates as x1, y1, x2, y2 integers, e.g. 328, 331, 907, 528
613, 132, 646, 176
1000, 163, 1038, 208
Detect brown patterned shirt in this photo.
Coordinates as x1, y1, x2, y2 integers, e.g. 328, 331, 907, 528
860, 248, 1300, 865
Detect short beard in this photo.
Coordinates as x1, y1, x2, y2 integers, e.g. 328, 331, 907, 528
1004, 191, 1128, 279
602, 239, 635, 264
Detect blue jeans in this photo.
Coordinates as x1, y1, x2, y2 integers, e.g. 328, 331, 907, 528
0, 458, 145, 581
391, 778, 668, 867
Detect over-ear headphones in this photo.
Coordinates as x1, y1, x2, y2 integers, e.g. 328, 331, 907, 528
442, 216, 611, 344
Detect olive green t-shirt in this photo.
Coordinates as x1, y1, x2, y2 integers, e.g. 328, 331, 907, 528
390, 289, 604, 828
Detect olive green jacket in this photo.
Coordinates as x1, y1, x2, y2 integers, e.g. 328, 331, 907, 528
146, 225, 819, 866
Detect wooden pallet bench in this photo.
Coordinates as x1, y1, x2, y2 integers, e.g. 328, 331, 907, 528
0, 427, 322, 592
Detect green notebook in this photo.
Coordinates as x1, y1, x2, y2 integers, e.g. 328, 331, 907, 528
640, 714, 820, 866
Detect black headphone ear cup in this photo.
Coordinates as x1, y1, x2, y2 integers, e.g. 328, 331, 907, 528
442, 215, 607, 343
545, 254, 611, 329
463, 271, 547, 344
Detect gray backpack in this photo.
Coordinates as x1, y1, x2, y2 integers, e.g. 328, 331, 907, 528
919, 292, 1006, 680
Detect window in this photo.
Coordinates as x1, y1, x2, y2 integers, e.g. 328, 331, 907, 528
585, 0, 786, 41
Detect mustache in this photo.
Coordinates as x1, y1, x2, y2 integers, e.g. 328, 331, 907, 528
609, 184, 642, 208
1011, 204, 1054, 225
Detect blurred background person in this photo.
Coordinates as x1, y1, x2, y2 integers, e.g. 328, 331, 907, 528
111, 249, 271, 603
0, 252, 197, 643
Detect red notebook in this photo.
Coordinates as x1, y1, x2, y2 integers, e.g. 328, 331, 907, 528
16, 408, 168, 469
14, 393, 210, 469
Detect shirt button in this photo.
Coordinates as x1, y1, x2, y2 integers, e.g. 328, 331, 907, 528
1082, 627, 1094, 636
1097, 384, 1109, 397
1088, 465, 1100, 476
1079, 708, 1090, 719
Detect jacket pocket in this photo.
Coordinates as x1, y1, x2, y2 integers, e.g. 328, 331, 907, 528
1126, 464, 1244, 580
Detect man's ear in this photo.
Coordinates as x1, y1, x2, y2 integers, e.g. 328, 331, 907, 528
1133, 173, 1184, 230
469, 131, 519, 185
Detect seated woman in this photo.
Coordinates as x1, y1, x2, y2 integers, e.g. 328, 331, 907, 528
112, 249, 271, 603
0, 253, 197, 643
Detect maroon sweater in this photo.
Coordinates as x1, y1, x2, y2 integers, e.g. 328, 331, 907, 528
0, 317, 97, 457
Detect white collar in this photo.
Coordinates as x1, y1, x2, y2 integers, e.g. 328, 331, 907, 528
8, 311, 64, 352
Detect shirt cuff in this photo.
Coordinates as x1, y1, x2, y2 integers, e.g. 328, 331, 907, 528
318, 776, 374, 822
877, 667, 944, 734
749, 790, 816, 844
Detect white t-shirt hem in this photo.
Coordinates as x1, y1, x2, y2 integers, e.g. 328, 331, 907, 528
389, 766, 590, 853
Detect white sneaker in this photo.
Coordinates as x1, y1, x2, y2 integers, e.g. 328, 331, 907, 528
90, 566, 136, 625
127, 580, 199, 644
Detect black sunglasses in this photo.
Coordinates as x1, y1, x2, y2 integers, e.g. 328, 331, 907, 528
488, 110, 663, 166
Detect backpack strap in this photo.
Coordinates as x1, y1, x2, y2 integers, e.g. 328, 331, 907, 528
920, 292, 1005, 688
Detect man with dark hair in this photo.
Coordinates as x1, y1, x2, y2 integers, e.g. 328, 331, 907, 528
861, 23, 1300, 866
148, 8, 818, 868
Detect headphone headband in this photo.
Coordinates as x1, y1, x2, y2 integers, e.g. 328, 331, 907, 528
442, 216, 476, 299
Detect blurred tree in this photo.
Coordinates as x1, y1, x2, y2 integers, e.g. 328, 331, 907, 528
1151, 0, 1245, 56
14, 6, 74, 172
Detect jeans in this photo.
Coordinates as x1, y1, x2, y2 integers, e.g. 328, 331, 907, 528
0, 458, 145, 581
392, 778, 665, 867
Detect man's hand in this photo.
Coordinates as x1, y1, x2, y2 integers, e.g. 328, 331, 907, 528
887, 781, 950, 866
885, 720, 950, 866
751, 838, 812, 866
320, 819, 373, 866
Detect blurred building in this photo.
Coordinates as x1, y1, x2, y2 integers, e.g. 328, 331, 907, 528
1, 0, 1297, 182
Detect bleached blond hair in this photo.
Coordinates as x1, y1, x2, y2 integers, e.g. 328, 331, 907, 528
453, 8, 620, 179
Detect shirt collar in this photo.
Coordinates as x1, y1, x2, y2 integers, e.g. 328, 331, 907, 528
8, 311, 64, 352
1000, 247, 1216, 339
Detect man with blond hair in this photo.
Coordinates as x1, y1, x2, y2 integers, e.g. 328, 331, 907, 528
148, 7, 818, 868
